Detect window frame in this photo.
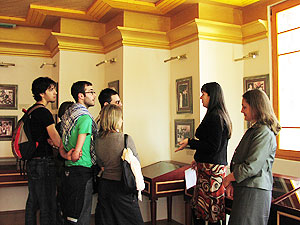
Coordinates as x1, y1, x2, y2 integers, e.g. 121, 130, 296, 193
271, 0, 300, 161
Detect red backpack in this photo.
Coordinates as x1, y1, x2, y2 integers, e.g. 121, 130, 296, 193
11, 105, 44, 161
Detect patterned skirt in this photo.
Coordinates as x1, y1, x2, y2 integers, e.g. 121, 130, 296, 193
192, 162, 226, 223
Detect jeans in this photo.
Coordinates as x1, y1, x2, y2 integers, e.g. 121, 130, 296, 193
25, 158, 56, 225
62, 166, 93, 225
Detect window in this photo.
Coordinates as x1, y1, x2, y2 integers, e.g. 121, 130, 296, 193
271, 0, 300, 161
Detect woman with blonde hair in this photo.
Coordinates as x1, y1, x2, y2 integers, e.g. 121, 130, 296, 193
224, 89, 281, 225
94, 104, 143, 225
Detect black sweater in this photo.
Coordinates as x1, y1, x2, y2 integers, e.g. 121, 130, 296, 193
188, 112, 229, 165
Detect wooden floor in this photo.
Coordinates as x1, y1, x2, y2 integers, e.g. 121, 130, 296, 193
0, 211, 183, 225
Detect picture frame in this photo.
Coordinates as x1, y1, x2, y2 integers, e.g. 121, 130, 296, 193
0, 84, 18, 110
0, 116, 17, 141
176, 77, 193, 114
174, 119, 194, 147
108, 80, 119, 94
243, 74, 270, 97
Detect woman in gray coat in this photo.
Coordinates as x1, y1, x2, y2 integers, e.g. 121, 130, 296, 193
94, 104, 143, 225
224, 89, 281, 225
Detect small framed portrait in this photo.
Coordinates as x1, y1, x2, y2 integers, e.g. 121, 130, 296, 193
0, 84, 18, 110
0, 116, 17, 141
175, 119, 194, 147
243, 74, 270, 97
176, 77, 193, 114
108, 80, 119, 94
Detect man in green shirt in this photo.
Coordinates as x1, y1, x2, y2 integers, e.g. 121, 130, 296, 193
60, 81, 97, 225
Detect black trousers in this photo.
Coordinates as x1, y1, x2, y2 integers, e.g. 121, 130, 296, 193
95, 178, 143, 225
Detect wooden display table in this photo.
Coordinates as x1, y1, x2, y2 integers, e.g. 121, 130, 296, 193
142, 161, 190, 225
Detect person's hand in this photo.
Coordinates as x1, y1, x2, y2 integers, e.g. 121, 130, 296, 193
223, 172, 235, 188
65, 149, 74, 161
175, 138, 188, 152
71, 149, 82, 162
47, 138, 54, 146
191, 160, 197, 170
225, 183, 234, 199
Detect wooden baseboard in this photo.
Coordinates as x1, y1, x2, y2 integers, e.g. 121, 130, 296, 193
0, 210, 25, 225
0, 210, 183, 225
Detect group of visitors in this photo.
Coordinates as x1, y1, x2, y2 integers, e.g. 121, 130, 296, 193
25, 76, 280, 225
25, 77, 143, 225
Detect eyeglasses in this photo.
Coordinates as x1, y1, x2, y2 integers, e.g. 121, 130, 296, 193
85, 91, 96, 95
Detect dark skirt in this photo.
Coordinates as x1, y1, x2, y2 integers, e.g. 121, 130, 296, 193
95, 178, 144, 225
192, 163, 226, 223
228, 186, 272, 225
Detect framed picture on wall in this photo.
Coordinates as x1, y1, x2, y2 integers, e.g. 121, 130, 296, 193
0, 84, 18, 110
108, 80, 119, 94
176, 77, 193, 114
243, 74, 270, 97
174, 119, 194, 147
0, 116, 17, 141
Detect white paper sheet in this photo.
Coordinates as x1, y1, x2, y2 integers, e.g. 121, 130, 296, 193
185, 168, 197, 190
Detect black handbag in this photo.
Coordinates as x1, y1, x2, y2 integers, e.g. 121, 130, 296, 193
121, 134, 137, 193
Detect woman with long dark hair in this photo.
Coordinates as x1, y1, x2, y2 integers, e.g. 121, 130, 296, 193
176, 82, 232, 225
224, 89, 281, 225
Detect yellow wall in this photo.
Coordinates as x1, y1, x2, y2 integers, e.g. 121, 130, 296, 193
199, 39, 244, 163
0, 55, 53, 157
170, 41, 200, 163
58, 50, 105, 117
122, 45, 171, 167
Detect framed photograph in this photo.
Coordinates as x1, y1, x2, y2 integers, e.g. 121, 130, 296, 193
176, 77, 193, 114
174, 119, 194, 147
108, 80, 119, 94
0, 116, 17, 141
243, 74, 270, 97
0, 84, 18, 109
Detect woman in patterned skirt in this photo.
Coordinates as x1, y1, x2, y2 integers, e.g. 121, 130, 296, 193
175, 82, 232, 225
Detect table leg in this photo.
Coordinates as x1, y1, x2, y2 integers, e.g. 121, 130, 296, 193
167, 196, 172, 222
150, 198, 157, 225
185, 198, 192, 225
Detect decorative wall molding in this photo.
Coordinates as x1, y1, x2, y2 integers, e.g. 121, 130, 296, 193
242, 19, 268, 43
46, 32, 104, 57
0, 3, 269, 56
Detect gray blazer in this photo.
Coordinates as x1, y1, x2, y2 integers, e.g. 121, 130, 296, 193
230, 123, 277, 191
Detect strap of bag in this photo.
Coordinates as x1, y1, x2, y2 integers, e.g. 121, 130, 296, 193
124, 134, 128, 149
27, 104, 44, 115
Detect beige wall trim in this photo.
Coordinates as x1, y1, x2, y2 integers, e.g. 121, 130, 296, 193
49, 32, 104, 54
196, 18, 243, 44
100, 28, 124, 54
0, 13, 268, 56
118, 26, 169, 49
0, 43, 51, 57
242, 19, 268, 43
168, 19, 243, 49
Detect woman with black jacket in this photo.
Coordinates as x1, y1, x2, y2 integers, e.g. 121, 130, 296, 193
176, 82, 232, 225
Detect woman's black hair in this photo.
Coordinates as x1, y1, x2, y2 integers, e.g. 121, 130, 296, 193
201, 82, 232, 138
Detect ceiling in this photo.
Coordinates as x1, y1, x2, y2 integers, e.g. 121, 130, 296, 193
0, 0, 262, 29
